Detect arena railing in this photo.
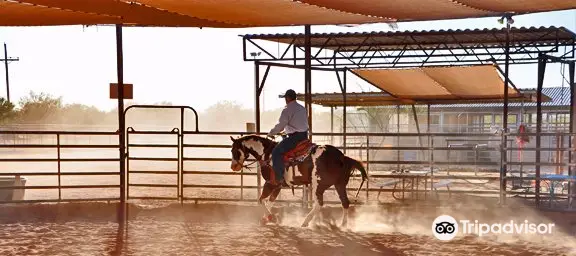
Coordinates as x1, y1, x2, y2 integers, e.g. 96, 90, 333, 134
180, 131, 576, 210
0, 130, 120, 204
2, 128, 573, 210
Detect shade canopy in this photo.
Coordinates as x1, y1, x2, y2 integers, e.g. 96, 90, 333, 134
352, 65, 519, 101
1, 0, 575, 27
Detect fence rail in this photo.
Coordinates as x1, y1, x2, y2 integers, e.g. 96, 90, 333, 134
0, 130, 119, 203
1, 129, 575, 210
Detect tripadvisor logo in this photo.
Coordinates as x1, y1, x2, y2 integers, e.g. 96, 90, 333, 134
432, 215, 555, 241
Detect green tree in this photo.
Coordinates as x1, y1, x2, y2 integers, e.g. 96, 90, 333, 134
17, 91, 62, 123
202, 101, 252, 131
0, 97, 15, 124
59, 103, 107, 125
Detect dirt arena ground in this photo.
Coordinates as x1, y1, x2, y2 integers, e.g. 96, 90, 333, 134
1, 200, 576, 256
2, 136, 576, 255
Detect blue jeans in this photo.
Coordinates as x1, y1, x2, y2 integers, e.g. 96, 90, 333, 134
271, 131, 308, 183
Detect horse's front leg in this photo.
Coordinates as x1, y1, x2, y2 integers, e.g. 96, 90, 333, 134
267, 185, 282, 208
259, 183, 281, 223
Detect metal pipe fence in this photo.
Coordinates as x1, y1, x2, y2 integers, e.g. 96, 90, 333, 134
1, 129, 575, 210
0, 130, 120, 204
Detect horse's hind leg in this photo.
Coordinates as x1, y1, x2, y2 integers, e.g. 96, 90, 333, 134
335, 183, 351, 228
301, 182, 330, 227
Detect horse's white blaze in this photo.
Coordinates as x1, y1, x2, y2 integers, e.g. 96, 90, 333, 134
301, 146, 325, 227
238, 150, 245, 163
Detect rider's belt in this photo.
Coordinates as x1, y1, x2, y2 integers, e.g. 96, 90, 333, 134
288, 131, 308, 136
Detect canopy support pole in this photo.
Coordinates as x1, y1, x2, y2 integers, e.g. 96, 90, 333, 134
115, 24, 126, 224
304, 25, 312, 141
500, 16, 511, 205
330, 106, 334, 145
569, 61, 575, 208
412, 105, 425, 160
536, 53, 546, 207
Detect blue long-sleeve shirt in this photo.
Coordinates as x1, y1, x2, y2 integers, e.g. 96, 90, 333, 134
268, 101, 309, 136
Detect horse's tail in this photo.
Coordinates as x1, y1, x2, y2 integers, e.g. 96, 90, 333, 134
342, 155, 368, 200
342, 155, 368, 182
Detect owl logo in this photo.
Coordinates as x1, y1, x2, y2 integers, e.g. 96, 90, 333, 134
432, 215, 458, 241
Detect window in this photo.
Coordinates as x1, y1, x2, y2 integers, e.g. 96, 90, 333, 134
430, 114, 440, 124
522, 114, 531, 123
508, 114, 517, 124
483, 114, 493, 125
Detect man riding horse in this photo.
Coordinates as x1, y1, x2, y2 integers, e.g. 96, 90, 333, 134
267, 89, 309, 186
228, 89, 367, 227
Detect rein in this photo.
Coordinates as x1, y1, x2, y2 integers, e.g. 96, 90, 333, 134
239, 142, 273, 173
241, 158, 268, 172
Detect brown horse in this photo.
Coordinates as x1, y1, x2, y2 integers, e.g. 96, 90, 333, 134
229, 134, 367, 228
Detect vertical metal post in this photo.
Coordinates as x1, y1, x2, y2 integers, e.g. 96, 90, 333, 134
366, 134, 370, 201
304, 25, 312, 141
427, 104, 431, 134
115, 25, 126, 208
536, 54, 546, 207
179, 108, 184, 203
126, 130, 130, 200
254, 62, 262, 197
412, 105, 425, 160
397, 105, 400, 172
330, 106, 334, 145
343, 70, 347, 154
569, 61, 575, 207
255, 63, 261, 133
57, 134, 61, 201
3, 43, 9, 103
501, 18, 511, 205
427, 104, 432, 197
293, 43, 297, 66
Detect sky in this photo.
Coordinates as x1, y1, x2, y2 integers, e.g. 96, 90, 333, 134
0, 9, 575, 113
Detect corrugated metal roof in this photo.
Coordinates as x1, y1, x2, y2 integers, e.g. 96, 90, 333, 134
432, 87, 570, 109
243, 26, 576, 51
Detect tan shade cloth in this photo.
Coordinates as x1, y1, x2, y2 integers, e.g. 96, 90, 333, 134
0, 1, 118, 26
352, 65, 518, 101
299, 0, 493, 21
422, 66, 517, 97
456, 0, 576, 13
135, 0, 389, 26
3, 0, 574, 27
353, 68, 452, 98
19, 0, 239, 27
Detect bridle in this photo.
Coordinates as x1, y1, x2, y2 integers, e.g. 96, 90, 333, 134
235, 141, 273, 173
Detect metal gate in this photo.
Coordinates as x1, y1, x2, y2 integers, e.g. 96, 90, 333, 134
126, 127, 181, 200
124, 105, 199, 201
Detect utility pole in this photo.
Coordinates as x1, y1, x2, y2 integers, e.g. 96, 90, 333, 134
1, 43, 20, 103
